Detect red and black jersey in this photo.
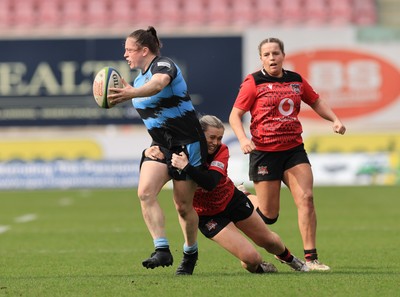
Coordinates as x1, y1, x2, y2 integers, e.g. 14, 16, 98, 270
193, 144, 235, 216
233, 69, 319, 151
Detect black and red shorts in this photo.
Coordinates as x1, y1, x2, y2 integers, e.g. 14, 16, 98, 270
198, 188, 254, 238
249, 143, 310, 181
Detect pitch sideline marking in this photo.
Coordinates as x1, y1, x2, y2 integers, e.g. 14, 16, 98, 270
14, 214, 38, 223
0, 214, 38, 235
0, 225, 10, 234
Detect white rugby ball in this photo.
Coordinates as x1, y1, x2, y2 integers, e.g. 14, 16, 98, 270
92, 66, 123, 109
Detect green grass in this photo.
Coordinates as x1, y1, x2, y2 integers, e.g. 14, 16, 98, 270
0, 186, 399, 297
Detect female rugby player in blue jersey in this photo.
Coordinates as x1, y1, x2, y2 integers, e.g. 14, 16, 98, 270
108, 26, 206, 275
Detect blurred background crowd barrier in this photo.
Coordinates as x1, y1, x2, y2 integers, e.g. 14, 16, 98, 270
0, 0, 399, 189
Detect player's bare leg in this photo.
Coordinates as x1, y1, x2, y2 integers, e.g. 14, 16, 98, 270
212, 222, 277, 273
138, 161, 173, 269
253, 180, 281, 224
173, 179, 199, 275
284, 163, 330, 271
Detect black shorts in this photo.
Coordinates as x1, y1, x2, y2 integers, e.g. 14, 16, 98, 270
140, 143, 202, 181
249, 143, 310, 181
198, 188, 254, 238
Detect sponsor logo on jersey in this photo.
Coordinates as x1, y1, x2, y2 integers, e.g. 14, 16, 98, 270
157, 61, 171, 69
278, 98, 295, 116
210, 160, 225, 170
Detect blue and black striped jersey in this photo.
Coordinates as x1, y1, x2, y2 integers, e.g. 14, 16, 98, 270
132, 56, 204, 149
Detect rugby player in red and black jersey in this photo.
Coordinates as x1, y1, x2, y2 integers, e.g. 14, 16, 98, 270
169, 115, 309, 273
229, 37, 346, 271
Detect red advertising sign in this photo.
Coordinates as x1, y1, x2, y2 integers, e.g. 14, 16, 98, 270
286, 49, 400, 119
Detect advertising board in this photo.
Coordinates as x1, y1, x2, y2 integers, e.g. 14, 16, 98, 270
0, 36, 242, 126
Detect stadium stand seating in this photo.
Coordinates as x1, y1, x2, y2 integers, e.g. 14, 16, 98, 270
12, 0, 38, 28
282, 0, 305, 26
303, 0, 329, 26
134, 0, 159, 27
86, 0, 111, 28
60, 0, 87, 28
353, 0, 378, 25
158, 0, 183, 28
109, 0, 137, 28
329, 0, 354, 26
253, 0, 281, 26
207, 0, 232, 27
231, 0, 255, 27
0, 0, 379, 34
181, 0, 207, 27
36, 0, 63, 28
0, 0, 13, 28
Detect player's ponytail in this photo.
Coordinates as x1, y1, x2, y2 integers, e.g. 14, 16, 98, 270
147, 26, 162, 51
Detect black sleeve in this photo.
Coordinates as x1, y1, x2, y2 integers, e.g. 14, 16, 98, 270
151, 57, 177, 80
184, 164, 222, 191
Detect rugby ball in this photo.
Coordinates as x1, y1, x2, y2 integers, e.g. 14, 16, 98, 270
92, 66, 123, 109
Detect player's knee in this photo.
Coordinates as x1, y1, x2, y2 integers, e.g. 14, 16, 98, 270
256, 207, 279, 225
137, 188, 157, 203
298, 191, 315, 210
137, 190, 148, 202
174, 202, 192, 218
305, 192, 315, 206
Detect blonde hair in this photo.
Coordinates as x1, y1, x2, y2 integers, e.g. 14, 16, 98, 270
199, 115, 225, 132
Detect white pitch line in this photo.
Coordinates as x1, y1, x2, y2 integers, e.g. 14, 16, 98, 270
14, 214, 37, 223
58, 197, 73, 206
0, 225, 11, 234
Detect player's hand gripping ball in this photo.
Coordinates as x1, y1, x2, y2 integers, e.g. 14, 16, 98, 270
92, 67, 123, 109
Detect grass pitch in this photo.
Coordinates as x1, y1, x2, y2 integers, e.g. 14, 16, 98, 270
0, 186, 399, 297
